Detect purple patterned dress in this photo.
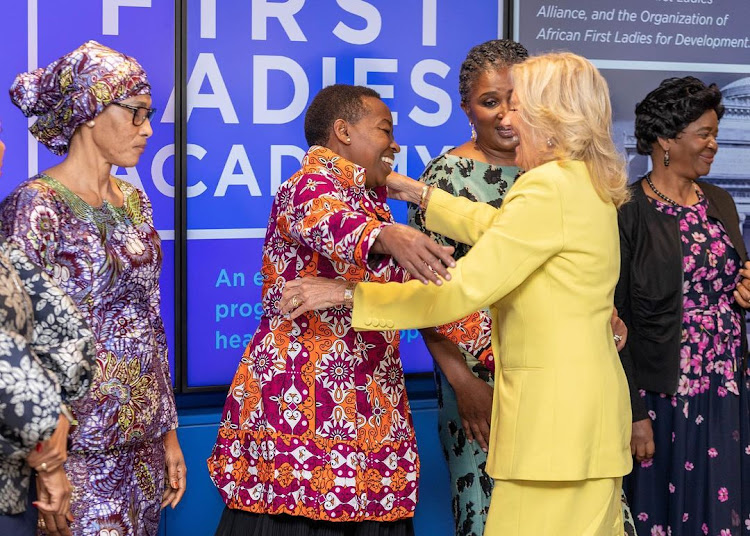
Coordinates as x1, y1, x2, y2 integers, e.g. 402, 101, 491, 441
626, 194, 750, 536
0, 175, 178, 536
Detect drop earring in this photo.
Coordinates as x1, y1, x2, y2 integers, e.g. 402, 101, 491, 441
470, 122, 477, 142
546, 138, 553, 148
663, 149, 670, 167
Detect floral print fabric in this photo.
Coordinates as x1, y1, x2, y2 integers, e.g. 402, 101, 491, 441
0, 237, 94, 515
626, 195, 750, 536
208, 146, 419, 522
0, 175, 177, 534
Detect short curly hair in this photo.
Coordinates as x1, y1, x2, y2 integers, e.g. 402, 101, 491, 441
634, 76, 724, 155
304, 84, 381, 147
458, 39, 529, 105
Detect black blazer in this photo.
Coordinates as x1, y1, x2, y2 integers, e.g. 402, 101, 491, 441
615, 179, 748, 422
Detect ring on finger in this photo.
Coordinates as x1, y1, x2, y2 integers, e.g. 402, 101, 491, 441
613, 334, 623, 344
291, 296, 301, 308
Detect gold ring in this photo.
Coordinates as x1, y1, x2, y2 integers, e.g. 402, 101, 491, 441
291, 296, 300, 308
613, 334, 623, 344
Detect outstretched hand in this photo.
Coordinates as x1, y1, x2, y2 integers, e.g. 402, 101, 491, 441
373, 224, 455, 285
281, 277, 349, 320
386, 172, 423, 203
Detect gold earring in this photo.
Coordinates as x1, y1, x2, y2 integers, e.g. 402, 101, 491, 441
87, 120, 96, 127
663, 149, 670, 167
470, 122, 477, 142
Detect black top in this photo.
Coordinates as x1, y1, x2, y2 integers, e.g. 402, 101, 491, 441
615, 179, 748, 422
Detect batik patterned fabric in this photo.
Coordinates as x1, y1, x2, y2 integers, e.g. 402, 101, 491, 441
407, 153, 518, 536
10, 40, 150, 155
208, 146, 420, 522
66, 439, 165, 536
0, 175, 177, 535
626, 195, 750, 536
0, 238, 94, 515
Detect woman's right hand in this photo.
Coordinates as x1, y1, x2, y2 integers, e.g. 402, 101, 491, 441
372, 224, 455, 285
35, 467, 73, 536
631, 418, 655, 463
453, 375, 494, 453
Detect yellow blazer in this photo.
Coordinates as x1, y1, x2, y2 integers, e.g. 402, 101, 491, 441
352, 160, 632, 481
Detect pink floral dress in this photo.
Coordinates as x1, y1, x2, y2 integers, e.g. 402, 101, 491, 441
627, 194, 750, 536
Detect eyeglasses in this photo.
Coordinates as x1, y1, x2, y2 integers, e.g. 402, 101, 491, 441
111, 102, 157, 126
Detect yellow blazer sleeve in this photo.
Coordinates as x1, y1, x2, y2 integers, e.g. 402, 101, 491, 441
352, 170, 565, 331
424, 188, 500, 246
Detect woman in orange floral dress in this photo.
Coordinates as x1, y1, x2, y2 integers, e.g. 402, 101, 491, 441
208, 85, 456, 536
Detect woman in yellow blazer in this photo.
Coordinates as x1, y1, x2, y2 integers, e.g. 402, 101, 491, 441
282, 52, 633, 536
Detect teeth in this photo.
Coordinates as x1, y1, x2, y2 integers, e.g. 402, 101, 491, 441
382, 157, 394, 166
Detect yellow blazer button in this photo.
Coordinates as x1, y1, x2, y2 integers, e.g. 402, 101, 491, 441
387, 320, 394, 329
365, 318, 372, 326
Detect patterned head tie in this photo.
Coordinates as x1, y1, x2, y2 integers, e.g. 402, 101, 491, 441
10, 40, 150, 155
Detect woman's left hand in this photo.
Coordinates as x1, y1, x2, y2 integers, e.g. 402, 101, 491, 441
734, 261, 750, 308
161, 430, 186, 509
281, 277, 349, 320
611, 307, 627, 351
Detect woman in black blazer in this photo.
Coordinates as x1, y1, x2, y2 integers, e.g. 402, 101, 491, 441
617, 76, 750, 536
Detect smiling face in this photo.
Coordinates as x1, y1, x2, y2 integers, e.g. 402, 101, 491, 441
501, 92, 543, 171
462, 68, 518, 157
344, 96, 400, 188
87, 94, 153, 168
665, 109, 719, 180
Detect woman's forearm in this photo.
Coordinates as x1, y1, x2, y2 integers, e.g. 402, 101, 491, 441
421, 329, 475, 388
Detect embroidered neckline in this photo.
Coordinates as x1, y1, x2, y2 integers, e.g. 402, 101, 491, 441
37, 174, 145, 235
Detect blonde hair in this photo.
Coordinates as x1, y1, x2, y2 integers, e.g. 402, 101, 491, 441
510, 52, 629, 208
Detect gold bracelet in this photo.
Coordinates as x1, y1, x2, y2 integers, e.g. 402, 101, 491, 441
343, 281, 357, 308
419, 185, 432, 210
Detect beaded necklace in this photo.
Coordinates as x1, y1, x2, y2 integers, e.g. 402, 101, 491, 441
645, 173, 701, 206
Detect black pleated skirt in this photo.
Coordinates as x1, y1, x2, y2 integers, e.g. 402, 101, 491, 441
214, 508, 415, 536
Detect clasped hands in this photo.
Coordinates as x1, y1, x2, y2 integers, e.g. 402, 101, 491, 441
734, 261, 750, 308
27, 414, 73, 536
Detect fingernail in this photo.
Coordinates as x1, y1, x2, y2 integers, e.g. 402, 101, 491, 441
32, 502, 39, 509
35, 442, 42, 452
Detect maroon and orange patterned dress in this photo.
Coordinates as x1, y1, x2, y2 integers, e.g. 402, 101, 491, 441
207, 146, 419, 522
